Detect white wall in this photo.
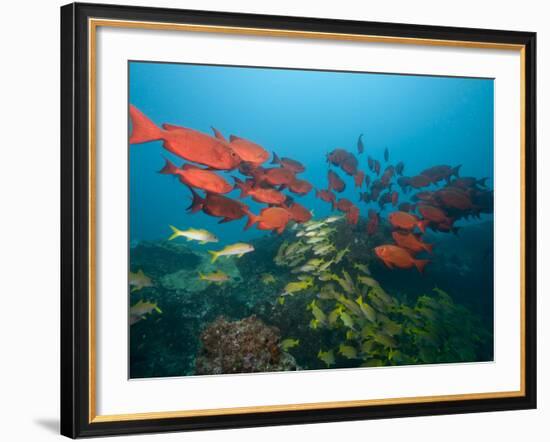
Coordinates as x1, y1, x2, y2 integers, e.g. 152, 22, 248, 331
0, 0, 546, 440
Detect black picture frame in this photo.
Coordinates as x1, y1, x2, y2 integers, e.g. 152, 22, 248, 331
61, 2, 537, 438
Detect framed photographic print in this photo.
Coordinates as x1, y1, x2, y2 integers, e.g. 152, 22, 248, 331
60, 2, 537, 438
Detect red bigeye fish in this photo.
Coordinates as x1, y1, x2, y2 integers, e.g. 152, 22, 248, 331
287, 202, 312, 223
228, 135, 270, 166
388, 211, 430, 233
392, 231, 433, 254
378, 191, 393, 209
408, 175, 432, 189
271, 152, 305, 173
187, 189, 249, 223
345, 205, 360, 225
395, 161, 405, 176
341, 155, 359, 176
245, 207, 293, 234
328, 170, 346, 193
374, 245, 429, 273
315, 189, 336, 208
129, 105, 241, 170
326, 148, 349, 166
366, 210, 379, 235
357, 133, 364, 154
354, 170, 365, 188
391, 191, 399, 207
364, 175, 371, 188
412, 191, 436, 204
435, 188, 476, 211
397, 176, 411, 192
288, 178, 313, 196
449, 177, 489, 190
417, 204, 452, 225
367, 156, 375, 172
253, 167, 296, 187
374, 160, 381, 176
380, 166, 395, 187
384, 147, 389, 162
420, 165, 461, 184
335, 198, 354, 213
159, 159, 233, 194
233, 178, 287, 205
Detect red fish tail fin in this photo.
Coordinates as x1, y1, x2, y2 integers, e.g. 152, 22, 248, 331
452, 165, 462, 178
244, 210, 259, 230
423, 242, 434, 254
417, 219, 430, 233
271, 152, 281, 165
186, 187, 205, 213
315, 189, 320, 198
414, 259, 429, 274
158, 158, 179, 176
233, 176, 249, 197
129, 105, 163, 144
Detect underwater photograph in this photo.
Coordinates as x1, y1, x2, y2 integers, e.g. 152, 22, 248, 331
128, 61, 494, 379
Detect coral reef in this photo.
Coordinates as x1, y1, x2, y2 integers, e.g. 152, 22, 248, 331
195, 315, 297, 375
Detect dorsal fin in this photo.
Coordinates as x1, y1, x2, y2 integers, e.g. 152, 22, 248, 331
229, 135, 241, 142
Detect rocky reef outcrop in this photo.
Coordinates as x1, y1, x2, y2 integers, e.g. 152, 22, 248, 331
195, 315, 297, 375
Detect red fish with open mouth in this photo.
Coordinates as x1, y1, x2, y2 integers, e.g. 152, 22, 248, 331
388, 211, 429, 233
159, 159, 233, 194
374, 245, 429, 273
245, 207, 293, 234
234, 178, 287, 205
129, 105, 241, 170
188, 189, 249, 223
229, 135, 270, 165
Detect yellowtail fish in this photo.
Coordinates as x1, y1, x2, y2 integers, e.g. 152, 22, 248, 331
318, 349, 336, 367
260, 273, 276, 284
328, 306, 341, 325
129, 269, 153, 292
335, 294, 362, 317
318, 272, 334, 282
356, 296, 377, 323
280, 338, 300, 351
374, 332, 397, 348
339, 310, 355, 329
208, 243, 254, 262
306, 236, 327, 244
310, 318, 320, 329
357, 275, 381, 289
291, 264, 316, 274
168, 225, 218, 244
305, 221, 327, 231
308, 300, 327, 325
281, 278, 313, 296
130, 299, 162, 325
333, 274, 354, 295
334, 246, 350, 264
325, 215, 343, 223
353, 262, 371, 275
339, 344, 359, 359
199, 270, 230, 283
313, 245, 336, 256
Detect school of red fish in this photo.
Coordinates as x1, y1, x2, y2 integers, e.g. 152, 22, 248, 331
129, 106, 493, 274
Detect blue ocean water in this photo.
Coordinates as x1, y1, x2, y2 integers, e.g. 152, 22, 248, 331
129, 61, 494, 245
